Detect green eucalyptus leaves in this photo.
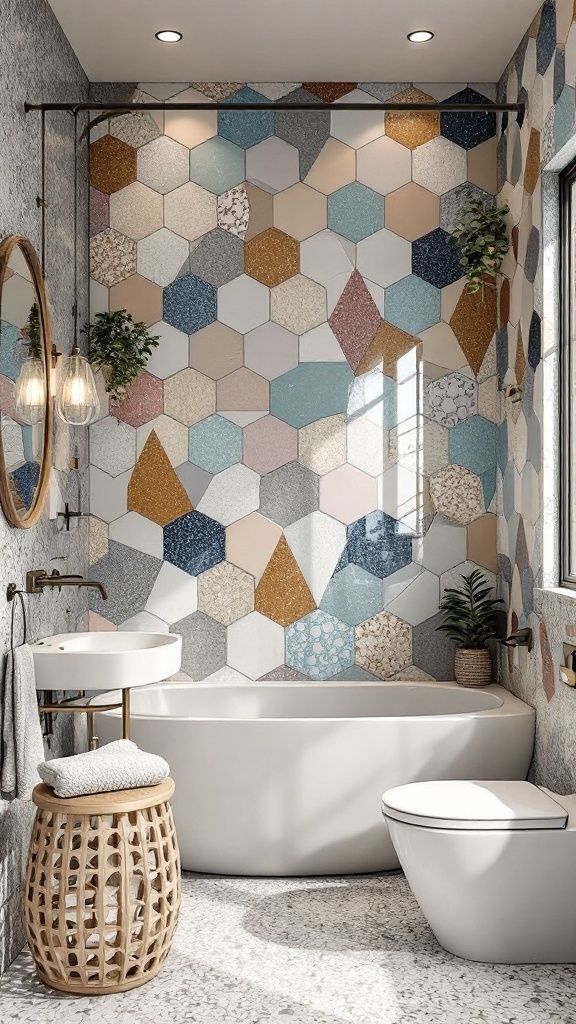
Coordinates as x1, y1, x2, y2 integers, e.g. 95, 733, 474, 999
452, 197, 510, 300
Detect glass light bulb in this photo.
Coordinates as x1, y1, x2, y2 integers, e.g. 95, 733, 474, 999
14, 357, 46, 425
56, 348, 100, 426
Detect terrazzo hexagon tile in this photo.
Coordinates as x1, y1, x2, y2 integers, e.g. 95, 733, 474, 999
298, 414, 347, 475
197, 561, 255, 625
320, 465, 378, 525
218, 184, 250, 240
260, 461, 320, 527
285, 609, 354, 680
273, 182, 327, 241
90, 135, 137, 194
384, 275, 441, 335
217, 367, 270, 413
145, 561, 198, 623
449, 415, 499, 482
88, 540, 162, 625
146, 321, 189, 380
218, 88, 274, 149
338, 510, 413, 580
137, 135, 189, 194
190, 322, 244, 380
320, 564, 383, 627
328, 270, 382, 371
255, 536, 316, 626
450, 286, 497, 375
109, 511, 164, 559
424, 372, 478, 428
128, 431, 192, 526
109, 181, 164, 241
188, 414, 243, 474
244, 322, 298, 381
164, 182, 218, 242
440, 88, 497, 150
90, 187, 109, 237
112, 371, 163, 427
197, 463, 260, 526
243, 416, 297, 475
228, 611, 285, 678
110, 274, 162, 326
429, 464, 485, 525
88, 515, 109, 566
188, 229, 245, 289
137, 228, 190, 288
90, 416, 136, 477
412, 611, 458, 680
386, 88, 440, 149
327, 182, 384, 243
90, 228, 136, 287
271, 274, 326, 335
275, 102, 330, 178
412, 228, 463, 289
440, 560, 497, 600
218, 275, 270, 333
414, 515, 467, 575
355, 611, 412, 678
358, 321, 417, 379
258, 665, 309, 681
356, 136, 412, 195
164, 510, 226, 575
136, 414, 189, 467
412, 137, 468, 195
171, 611, 227, 679
244, 228, 300, 288
440, 182, 494, 235
226, 512, 283, 584
163, 274, 217, 335
164, 368, 216, 427
189, 136, 246, 194
245, 136, 300, 194
270, 362, 353, 428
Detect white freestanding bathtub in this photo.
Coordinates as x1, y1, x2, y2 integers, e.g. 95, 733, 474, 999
95, 681, 535, 876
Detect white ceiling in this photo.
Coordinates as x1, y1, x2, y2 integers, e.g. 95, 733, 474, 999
47, 0, 543, 85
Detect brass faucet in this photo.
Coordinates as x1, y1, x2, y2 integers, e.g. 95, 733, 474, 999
25, 569, 108, 600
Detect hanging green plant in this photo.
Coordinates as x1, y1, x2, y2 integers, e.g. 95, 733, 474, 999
451, 197, 510, 300
21, 302, 42, 359
82, 309, 160, 406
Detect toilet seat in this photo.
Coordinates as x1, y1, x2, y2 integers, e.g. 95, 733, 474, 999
382, 780, 568, 831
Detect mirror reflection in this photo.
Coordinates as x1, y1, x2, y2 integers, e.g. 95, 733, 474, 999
0, 237, 51, 523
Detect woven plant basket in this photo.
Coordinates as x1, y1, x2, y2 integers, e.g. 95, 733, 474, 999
454, 647, 492, 687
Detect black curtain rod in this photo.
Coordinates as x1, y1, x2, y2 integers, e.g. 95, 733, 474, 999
24, 100, 523, 114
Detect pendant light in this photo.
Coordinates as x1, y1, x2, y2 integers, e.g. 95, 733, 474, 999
14, 355, 46, 425
55, 111, 100, 426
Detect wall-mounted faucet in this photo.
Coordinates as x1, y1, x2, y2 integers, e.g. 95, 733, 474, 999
22, 569, 107, 600
498, 627, 533, 652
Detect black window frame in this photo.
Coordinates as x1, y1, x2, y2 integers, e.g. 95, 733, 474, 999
560, 159, 576, 589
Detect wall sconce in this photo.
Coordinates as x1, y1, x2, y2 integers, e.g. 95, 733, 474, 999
55, 343, 100, 426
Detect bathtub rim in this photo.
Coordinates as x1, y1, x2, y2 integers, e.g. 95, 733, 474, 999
93, 680, 534, 724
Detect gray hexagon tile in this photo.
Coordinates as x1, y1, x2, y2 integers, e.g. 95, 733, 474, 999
109, 111, 162, 148
412, 611, 458, 680
260, 462, 320, 527
90, 416, 136, 478
88, 541, 162, 625
137, 135, 190, 194
189, 229, 245, 287
137, 228, 190, 287
170, 611, 227, 679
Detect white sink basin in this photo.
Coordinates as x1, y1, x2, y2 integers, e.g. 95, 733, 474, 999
31, 632, 182, 691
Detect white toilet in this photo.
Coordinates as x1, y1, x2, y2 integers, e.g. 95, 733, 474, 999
381, 779, 576, 963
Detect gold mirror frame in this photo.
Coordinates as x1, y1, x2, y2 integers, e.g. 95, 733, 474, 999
0, 235, 53, 528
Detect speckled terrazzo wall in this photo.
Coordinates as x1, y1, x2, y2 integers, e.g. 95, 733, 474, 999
87, 81, 502, 683
497, 0, 576, 792
0, 0, 89, 973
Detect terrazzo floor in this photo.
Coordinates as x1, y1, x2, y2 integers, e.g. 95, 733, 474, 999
1, 871, 576, 1024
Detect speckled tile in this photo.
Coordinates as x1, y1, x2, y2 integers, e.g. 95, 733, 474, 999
164, 182, 218, 242
450, 285, 497, 375
128, 430, 192, 526
89, 187, 109, 237
190, 82, 244, 101
258, 665, 309, 680
163, 274, 217, 335
243, 415, 297, 475
429, 463, 485, 525
111, 369, 163, 427
275, 105, 331, 178
245, 228, 300, 287
338, 510, 412, 580
328, 270, 383, 371
88, 515, 109, 567
174, 462, 213, 506
384, 275, 441, 335
320, 564, 383, 626
260, 461, 319, 527
196, 463, 261, 526
217, 184, 250, 239
386, 87, 440, 149
355, 610, 412, 678
188, 414, 242, 473
136, 415, 189, 467
88, 540, 162, 625
413, 611, 458, 679
164, 510, 226, 576
109, 181, 164, 241
271, 274, 326, 335
271, 363, 353, 427
412, 227, 463, 289
424, 372, 478, 428
226, 512, 283, 584
286, 609, 354, 679
110, 111, 162, 148
298, 414, 347, 475
327, 182, 384, 242
171, 611, 226, 678
90, 416, 136, 477
255, 536, 316, 625
197, 561, 255, 625
412, 136, 468, 195
90, 227, 136, 287
189, 136, 246, 194
440, 87, 497, 150
439, 182, 494, 235
188, 229, 244, 288
137, 135, 189, 194
137, 228, 190, 288
90, 135, 137, 194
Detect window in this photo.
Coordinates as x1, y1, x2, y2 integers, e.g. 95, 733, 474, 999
560, 160, 576, 587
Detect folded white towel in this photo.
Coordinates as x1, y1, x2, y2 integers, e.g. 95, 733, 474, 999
1, 645, 45, 800
38, 739, 170, 798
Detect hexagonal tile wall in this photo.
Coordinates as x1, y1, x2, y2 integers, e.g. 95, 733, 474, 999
89, 80, 500, 684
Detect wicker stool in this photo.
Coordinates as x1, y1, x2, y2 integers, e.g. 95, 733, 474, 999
24, 779, 181, 995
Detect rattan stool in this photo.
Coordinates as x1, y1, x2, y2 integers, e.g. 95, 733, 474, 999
24, 779, 181, 995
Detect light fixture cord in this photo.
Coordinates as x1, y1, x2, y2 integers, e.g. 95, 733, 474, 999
72, 108, 78, 351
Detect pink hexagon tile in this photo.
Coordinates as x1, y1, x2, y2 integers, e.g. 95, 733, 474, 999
328, 270, 381, 371
243, 416, 297, 475
429, 464, 485, 524
112, 371, 163, 427
226, 511, 283, 584
320, 465, 378, 524
197, 561, 255, 625
355, 611, 412, 678
90, 188, 109, 237
244, 322, 299, 380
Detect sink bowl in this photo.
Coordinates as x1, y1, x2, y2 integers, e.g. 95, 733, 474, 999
31, 632, 182, 691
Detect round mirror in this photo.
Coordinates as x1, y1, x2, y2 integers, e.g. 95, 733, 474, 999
0, 236, 53, 528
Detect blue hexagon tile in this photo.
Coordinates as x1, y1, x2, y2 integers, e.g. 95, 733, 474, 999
320, 564, 383, 626
163, 274, 217, 334
189, 414, 243, 473
384, 275, 441, 335
337, 510, 413, 579
327, 182, 384, 242
164, 510, 226, 575
412, 228, 463, 289
285, 609, 355, 680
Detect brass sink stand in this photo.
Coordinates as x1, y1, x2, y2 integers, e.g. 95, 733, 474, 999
39, 688, 131, 749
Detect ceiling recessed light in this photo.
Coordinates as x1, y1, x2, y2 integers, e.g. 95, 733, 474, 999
407, 30, 434, 43
155, 30, 183, 43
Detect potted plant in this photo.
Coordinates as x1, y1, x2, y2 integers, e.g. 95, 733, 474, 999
451, 197, 510, 301
437, 569, 504, 687
82, 309, 160, 407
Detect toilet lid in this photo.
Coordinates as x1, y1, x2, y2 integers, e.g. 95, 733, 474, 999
382, 781, 568, 830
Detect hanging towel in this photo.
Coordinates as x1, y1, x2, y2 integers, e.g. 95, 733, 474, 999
1, 644, 44, 800
38, 739, 170, 798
